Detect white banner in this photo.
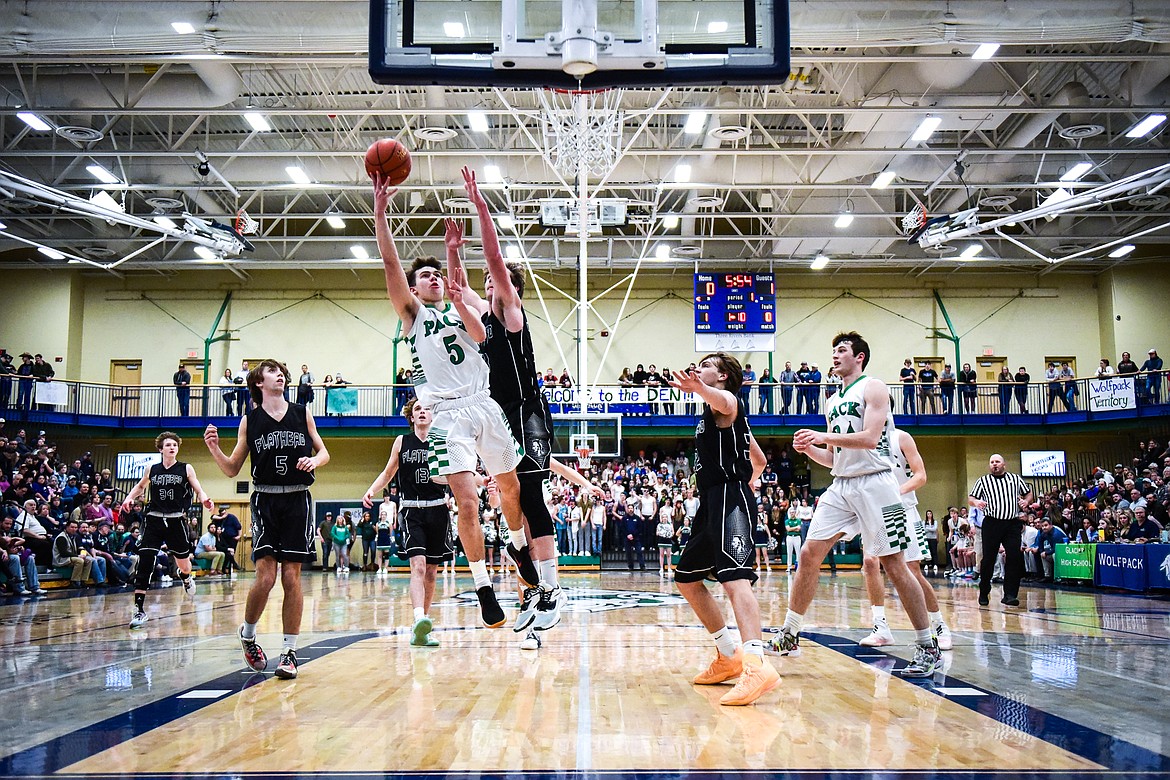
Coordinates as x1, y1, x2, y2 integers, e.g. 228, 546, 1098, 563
34, 381, 69, 407
541, 386, 695, 406
1088, 376, 1136, 412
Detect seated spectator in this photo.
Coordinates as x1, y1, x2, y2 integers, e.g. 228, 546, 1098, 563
52, 519, 94, 588
1124, 506, 1161, 543
12, 498, 51, 564
1074, 517, 1099, 544
76, 520, 111, 587
1036, 519, 1069, 581
94, 520, 135, 583
1, 515, 45, 595
194, 522, 227, 575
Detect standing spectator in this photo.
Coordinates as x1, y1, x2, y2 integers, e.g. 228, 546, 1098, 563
589, 493, 606, 556
660, 367, 675, 414
213, 504, 242, 574
1141, 349, 1163, 404
1045, 362, 1063, 412
1095, 358, 1115, 379
234, 361, 251, 415
923, 509, 939, 573
358, 510, 376, 570
0, 351, 15, 409
899, 359, 917, 415
631, 364, 648, 386
645, 365, 664, 415
317, 511, 335, 571
1061, 363, 1078, 411
1013, 365, 1030, 414
1117, 351, 1139, 378
778, 361, 797, 414
958, 362, 978, 413
393, 368, 411, 414
16, 353, 35, 412
968, 453, 1033, 607
795, 361, 812, 414
620, 501, 643, 570
218, 369, 236, 415
30, 353, 55, 411
739, 363, 756, 413
296, 364, 315, 408
939, 364, 956, 414
757, 368, 775, 414
331, 513, 351, 574
997, 367, 1014, 415
173, 362, 192, 417
918, 363, 938, 414
806, 363, 823, 415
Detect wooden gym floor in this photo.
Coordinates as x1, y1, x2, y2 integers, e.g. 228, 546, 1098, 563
1, 569, 1168, 780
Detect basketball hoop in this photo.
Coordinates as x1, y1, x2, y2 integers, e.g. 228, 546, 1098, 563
575, 445, 593, 472
901, 202, 928, 239
234, 209, 259, 236
537, 88, 625, 179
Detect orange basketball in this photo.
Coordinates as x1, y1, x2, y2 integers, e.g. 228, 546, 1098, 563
364, 139, 411, 185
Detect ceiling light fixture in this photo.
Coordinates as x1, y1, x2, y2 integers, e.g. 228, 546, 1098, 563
0, 220, 7, 230
810, 253, 830, 270
468, 111, 489, 133
285, 166, 311, 185
497, 215, 515, 231
972, 43, 1000, 60
872, 170, 896, 189
1108, 244, 1136, 258
505, 245, 521, 259
171, 22, 196, 34
243, 112, 272, 133
85, 164, 122, 185
655, 244, 671, 260
483, 164, 504, 182
1059, 162, 1093, 182
193, 246, 218, 261
959, 244, 982, 259
662, 214, 680, 229
911, 116, 942, 142
37, 246, 66, 260
673, 164, 692, 183
16, 112, 52, 131
350, 245, 370, 260
326, 215, 346, 229
683, 112, 707, 134
834, 199, 855, 229
1040, 187, 1073, 209
1125, 114, 1167, 138
443, 22, 466, 38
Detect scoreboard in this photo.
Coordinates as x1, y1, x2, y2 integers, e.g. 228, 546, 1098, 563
694, 273, 776, 334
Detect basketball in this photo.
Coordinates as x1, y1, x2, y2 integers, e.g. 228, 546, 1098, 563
364, 139, 411, 185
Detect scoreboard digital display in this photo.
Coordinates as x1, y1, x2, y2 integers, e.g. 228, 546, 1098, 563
694, 273, 776, 333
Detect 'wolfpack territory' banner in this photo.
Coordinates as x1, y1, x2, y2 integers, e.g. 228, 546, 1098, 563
542, 385, 696, 414
1088, 376, 1136, 412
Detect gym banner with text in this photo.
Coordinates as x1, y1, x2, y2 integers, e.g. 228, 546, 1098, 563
542, 386, 696, 415
1087, 376, 1136, 412
1094, 543, 1148, 591
1054, 543, 1095, 581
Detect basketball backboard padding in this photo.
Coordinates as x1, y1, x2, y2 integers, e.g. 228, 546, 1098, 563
369, 0, 790, 89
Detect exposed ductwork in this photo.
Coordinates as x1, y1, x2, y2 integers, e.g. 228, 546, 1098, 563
1, 61, 243, 111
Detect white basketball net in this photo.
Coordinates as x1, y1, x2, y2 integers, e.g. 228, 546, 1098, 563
901, 202, 927, 236
538, 89, 625, 179
235, 209, 260, 236
575, 446, 593, 471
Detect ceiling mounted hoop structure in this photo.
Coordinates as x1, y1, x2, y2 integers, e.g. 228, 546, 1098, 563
538, 88, 626, 179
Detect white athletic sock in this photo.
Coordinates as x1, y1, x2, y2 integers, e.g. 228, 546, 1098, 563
871, 605, 887, 623
413, 607, 425, 622
537, 558, 559, 589
282, 634, 298, 651
742, 639, 765, 659
241, 621, 258, 640
710, 626, 740, 658
928, 610, 944, 627
914, 627, 933, 645
509, 527, 527, 549
469, 560, 491, 588
782, 609, 804, 636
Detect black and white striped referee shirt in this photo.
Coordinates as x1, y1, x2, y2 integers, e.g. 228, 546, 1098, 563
969, 472, 1033, 521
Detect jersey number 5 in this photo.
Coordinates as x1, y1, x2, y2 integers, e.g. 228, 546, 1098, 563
442, 334, 465, 365
275, 455, 288, 475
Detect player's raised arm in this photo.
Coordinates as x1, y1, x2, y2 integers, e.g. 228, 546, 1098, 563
667, 367, 737, 417
373, 172, 421, 330
464, 166, 523, 331
444, 219, 487, 343
204, 417, 250, 478
363, 435, 404, 508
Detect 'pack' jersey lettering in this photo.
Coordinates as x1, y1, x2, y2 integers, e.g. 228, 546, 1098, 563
406, 303, 488, 406
824, 375, 893, 478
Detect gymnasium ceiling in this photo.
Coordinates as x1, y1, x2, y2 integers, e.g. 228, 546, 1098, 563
1, 0, 1169, 278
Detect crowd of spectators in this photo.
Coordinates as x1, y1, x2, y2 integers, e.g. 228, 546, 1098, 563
0, 349, 56, 414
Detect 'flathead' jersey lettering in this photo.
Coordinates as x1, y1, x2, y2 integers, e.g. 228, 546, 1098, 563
693, 398, 753, 489
887, 428, 918, 506
147, 461, 191, 514
247, 403, 314, 487
824, 375, 893, 478
397, 431, 445, 503
406, 303, 488, 406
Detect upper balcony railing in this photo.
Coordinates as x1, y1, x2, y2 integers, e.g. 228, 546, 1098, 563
2, 373, 1165, 429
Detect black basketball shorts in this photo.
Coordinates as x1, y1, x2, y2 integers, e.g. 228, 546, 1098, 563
674, 481, 758, 585
401, 504, 455, 564
141, 513, 193, 559
250, 490, 314, 564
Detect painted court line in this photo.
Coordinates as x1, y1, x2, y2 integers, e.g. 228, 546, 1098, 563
175, 690, 231, 700
935, 687, 987, 696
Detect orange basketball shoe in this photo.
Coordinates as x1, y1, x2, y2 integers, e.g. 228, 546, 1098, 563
719, 654, 780, 706
693, 646, 743, 685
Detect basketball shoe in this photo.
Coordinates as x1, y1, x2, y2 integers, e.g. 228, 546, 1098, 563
476, 585, 506, 628
859, 619, 894, 647
763, 629, 801, 657
897, 641, 942, 678
693, 646, 743, 685
238, 625, 268, 672
274, 649, 298, 679
719, 654, 781, 706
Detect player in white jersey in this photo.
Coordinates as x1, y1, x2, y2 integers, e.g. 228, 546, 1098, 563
857, 426, 953, 650
374, 172, 538, 630
767, 331, 941, 678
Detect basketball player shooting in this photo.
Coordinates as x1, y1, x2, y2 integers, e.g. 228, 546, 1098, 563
372, 171, 539, 630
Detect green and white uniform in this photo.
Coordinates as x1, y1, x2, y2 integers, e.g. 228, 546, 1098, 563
807, 375, 909, 557
887, 428, 928, 562
406, 303, 522, 477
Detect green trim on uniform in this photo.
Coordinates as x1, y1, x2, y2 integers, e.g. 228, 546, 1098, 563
841, 374, 868, 395
881, 503, 910, 552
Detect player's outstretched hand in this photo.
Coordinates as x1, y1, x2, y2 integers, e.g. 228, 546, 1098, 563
199, 493, 214, 510
666, 367, 703, 394
444, 217, 466, 252
372, 172, 398, 214
362, 490, 375, 509
461, 166, 485, 206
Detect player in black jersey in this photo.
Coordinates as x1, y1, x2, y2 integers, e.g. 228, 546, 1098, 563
363, 398, 453, 647
443, 166, 566, 642
667, 353, 780, 706
121, 431, 214, 629
204, 359, 329, 680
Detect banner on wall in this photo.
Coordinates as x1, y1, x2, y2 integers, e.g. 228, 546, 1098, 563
34, 381, 69, 407
1147, 544, 1170, 590
541, 385, 697, 414
1094, 543, 1147, 591
325, 386, 358, 416
1054, 543, 1095, 581
1087, 376, 1136, 412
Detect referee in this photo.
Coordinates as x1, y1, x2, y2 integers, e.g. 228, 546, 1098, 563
968, 454, 1033, 607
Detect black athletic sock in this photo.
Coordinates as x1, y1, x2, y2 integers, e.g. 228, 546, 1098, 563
134, 592, 145, 611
